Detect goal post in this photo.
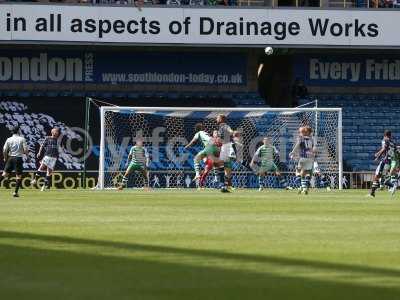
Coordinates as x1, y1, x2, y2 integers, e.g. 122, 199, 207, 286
98, 106, 343, 190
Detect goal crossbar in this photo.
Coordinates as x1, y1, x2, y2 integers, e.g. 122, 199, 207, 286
100, 107, 342, 113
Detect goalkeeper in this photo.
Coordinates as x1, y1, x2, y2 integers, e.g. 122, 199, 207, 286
250, 137, 287, 191
118, 139, 150, 190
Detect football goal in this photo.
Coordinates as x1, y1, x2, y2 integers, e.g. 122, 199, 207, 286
98, 107, 342, 190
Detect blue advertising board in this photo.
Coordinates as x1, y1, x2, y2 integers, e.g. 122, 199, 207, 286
0, 51, 246, 86
294, 55, 400, 86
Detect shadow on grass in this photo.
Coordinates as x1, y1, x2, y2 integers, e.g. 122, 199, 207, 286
0, 230, 399, 300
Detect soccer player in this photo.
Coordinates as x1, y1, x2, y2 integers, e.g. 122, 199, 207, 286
288, 167, 302, 191
369, 130, 400, 197
216, 114, 235, 193
198, 128, 241, 190
379, 164, 390, 190
1, 125, 28, 197
118, 139, 150, 190
289, 126, 316, 194
250, 137, 287, 191
312, 160, 330, 191
31, 128, 60, 191
184, 123, 211, 186
197, 130, 223, 188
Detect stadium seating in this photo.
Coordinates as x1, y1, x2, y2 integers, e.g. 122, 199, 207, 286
303, 94, 400, 171
0, 90, 266, 107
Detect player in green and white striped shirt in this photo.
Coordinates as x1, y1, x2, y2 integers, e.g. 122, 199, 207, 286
250, 137, 287, 191
118, 139, 150, 190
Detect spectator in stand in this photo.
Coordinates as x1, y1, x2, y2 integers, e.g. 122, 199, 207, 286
190, 0, 205, 5
3, 0, 238, 5
223, 0, 237, 5
134, 0, 157, 5
381, 0, 393, 7
370, 0, 379, 7
370, 0, 393, 7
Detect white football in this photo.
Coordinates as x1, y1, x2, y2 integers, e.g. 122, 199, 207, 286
264, 47, 274, 55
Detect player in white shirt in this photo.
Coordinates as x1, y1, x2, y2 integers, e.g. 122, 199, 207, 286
1, 126, 29, 197
216, 114, 236, 193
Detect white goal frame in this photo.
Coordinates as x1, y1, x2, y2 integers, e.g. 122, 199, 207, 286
99, 106, 343, 190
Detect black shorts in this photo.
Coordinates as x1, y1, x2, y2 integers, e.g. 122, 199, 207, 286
4, 157, 24, 175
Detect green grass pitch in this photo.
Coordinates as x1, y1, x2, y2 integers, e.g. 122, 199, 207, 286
0, 189, 400, 300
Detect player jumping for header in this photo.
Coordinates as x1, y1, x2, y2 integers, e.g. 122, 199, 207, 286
216, 114, 236, 193
1, 125, 29, 198
184, 123, 213, 187
289, 126, 316, 195
118, 139, 150, 190
198, 130, 223, 188
369, 130, 400, 197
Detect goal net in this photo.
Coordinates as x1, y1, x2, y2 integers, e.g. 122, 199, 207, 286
98, 107, 342, 190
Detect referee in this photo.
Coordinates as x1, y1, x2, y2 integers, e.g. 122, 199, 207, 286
1, 125, 28, 197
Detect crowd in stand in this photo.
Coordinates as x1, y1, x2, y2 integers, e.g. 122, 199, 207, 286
1, 0, 399, 7
369, 0, 399, 7
111, 0, 237, 5
0, 0, 239, 5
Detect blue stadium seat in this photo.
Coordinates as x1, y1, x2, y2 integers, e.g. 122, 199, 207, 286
333, 94, 343, 101
392, 94, 400, 100
196, 92, 208, 100
209, 93, 221, 100
46, 91, 59, 97
73, 91, 85, 97
142, 92, 154, 99
101, 92, 113, 98
127, 93, 139, 99
60, 91, 72, 97
114, 92, 127, 98
255, 99, 266, 106
32, 91, 45, 97
167, 92, 179, 100
314, 93, 400, 171
17, 91, 31, 98
85, 91, 97, 97
5, 91, 17, 97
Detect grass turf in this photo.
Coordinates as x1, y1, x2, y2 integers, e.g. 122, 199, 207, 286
0, 189, 400, 300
